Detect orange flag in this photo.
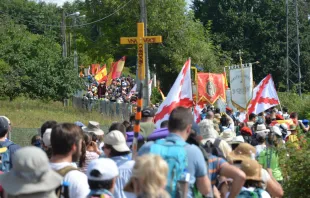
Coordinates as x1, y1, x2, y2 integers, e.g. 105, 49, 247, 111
107, 56, 126, 86
91, 64, 100, 75
94, 64, 108, 83
197, 73, 226, 105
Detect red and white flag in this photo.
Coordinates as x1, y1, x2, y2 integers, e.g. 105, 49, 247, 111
193, 104, 203, 123
154, 59, 193, 128
247, 74, 280, 115
128, 80, 153, 98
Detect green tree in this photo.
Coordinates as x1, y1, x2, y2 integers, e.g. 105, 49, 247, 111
193, 0, 287, 85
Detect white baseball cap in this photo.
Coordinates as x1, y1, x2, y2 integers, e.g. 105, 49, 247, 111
104, 130, 130, 152
43, 128, 52, 147
87, 158, 119, 181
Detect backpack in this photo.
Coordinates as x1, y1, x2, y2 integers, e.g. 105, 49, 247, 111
55, 166, 78, 198
150, 139, 187, 197
0, 141, 14, 172
202, 138, 225, 159
237, 188, 264, 198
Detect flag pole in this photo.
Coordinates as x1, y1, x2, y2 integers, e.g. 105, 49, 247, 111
132, 82, 143, 160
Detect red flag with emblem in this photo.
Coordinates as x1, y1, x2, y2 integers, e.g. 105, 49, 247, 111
247, 74, 280, 115
154, 59, 193, 128
197, 73, 226, 105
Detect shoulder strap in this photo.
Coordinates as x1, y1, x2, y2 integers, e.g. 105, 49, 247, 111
57, 166, 78, 177
214, 138, 221, 147
0, 141, 14, 148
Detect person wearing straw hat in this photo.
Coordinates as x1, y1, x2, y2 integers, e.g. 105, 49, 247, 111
83, 121, 104, 136
0, 146, 62, 198
228, 158, 271, 198
227, 143, 284, 198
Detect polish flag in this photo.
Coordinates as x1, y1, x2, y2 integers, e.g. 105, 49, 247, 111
247, 74, 280, 115
154, 59, 193, 128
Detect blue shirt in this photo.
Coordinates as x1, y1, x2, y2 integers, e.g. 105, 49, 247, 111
111, 155, 135, 198
138, 133, 208, 198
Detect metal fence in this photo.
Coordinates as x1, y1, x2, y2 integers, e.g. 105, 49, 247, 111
11, 126, 110, 147
72, 96, 134, 121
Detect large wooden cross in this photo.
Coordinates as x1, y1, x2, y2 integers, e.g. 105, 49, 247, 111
120, 22, 162, 80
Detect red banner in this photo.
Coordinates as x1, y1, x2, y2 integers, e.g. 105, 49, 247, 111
91, 64, 100, 75
197, 73, 226, 104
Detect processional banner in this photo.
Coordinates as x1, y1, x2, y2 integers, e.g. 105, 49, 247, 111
229, 64, 253, 110
197, 73, 226, 105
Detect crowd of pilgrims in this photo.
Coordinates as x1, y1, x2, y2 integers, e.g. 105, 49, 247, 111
0, 104, 306, 198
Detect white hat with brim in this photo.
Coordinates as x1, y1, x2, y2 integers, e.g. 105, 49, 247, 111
256, 124, 270, 133
0, 168, 62, 195
220, 130, 235, 142
227, 135, 245, 144
0, 147, 62, 196
83, 121, 104, 136
104, 130, 130, 152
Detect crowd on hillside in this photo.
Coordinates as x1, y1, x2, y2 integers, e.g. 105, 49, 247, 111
83, 75, 137, 104
0, 105, 307, 198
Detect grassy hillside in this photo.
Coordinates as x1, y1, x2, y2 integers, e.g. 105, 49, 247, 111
0, 97, 112, 128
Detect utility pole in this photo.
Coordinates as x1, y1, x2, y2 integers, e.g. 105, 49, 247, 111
286, 0, 302, 96
140, 0, 150, 107
73, 17, 78, 76
61, 10, 67, 58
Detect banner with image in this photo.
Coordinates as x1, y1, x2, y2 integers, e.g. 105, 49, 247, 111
229, 64, 253, 110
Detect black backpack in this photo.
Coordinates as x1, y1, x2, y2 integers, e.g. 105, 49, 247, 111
202, 138, 226, 159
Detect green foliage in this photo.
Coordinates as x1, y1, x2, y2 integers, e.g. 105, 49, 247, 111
278, 135, 310, 197
151, 88, 162, 105
192, 0, 310, 91
278, 92, 310, 119
0, 15, 81, 101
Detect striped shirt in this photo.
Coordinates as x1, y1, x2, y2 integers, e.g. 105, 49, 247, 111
208, 154, 228, 185
81, 151, 99, 174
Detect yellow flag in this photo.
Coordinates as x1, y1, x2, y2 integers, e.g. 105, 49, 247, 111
94, 65, 107, 83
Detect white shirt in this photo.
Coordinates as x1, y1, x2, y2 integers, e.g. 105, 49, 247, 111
226, 187, 271, 198
50, 162, 90, 198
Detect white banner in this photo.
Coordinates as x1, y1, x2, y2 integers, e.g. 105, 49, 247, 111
229, 64, 253, 110
225, 89, 238, 112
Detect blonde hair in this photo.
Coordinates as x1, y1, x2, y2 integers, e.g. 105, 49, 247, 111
131, 154, 170, 198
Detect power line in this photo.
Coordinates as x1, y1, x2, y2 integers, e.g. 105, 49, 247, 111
1, 0, 134, 28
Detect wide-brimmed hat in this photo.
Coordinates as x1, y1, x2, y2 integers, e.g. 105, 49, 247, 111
240, 158, 262, 182
104, 130, 130, 152
227, 135, 245, 145
270, 126, 282, 137
199, 119, 219, 140
0, 146, 62, 196
83, 121, 104, 136
220, 129, 235, 142
227, 143, 256, 163
256, 124, 270, 133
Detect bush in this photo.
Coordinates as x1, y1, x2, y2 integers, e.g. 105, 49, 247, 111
278, 92, 310, 119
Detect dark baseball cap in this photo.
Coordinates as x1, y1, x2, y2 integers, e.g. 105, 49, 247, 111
142, 108, 155, 118
0, 117, 9, 134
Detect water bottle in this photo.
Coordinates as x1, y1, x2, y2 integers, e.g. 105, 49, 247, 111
62, 181, 70, 198
177, 169, 190, 198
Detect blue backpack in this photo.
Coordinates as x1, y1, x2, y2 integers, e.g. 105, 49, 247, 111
237, 188, 264, 198
150, 139, 188, 197
0, 141, 13, 172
